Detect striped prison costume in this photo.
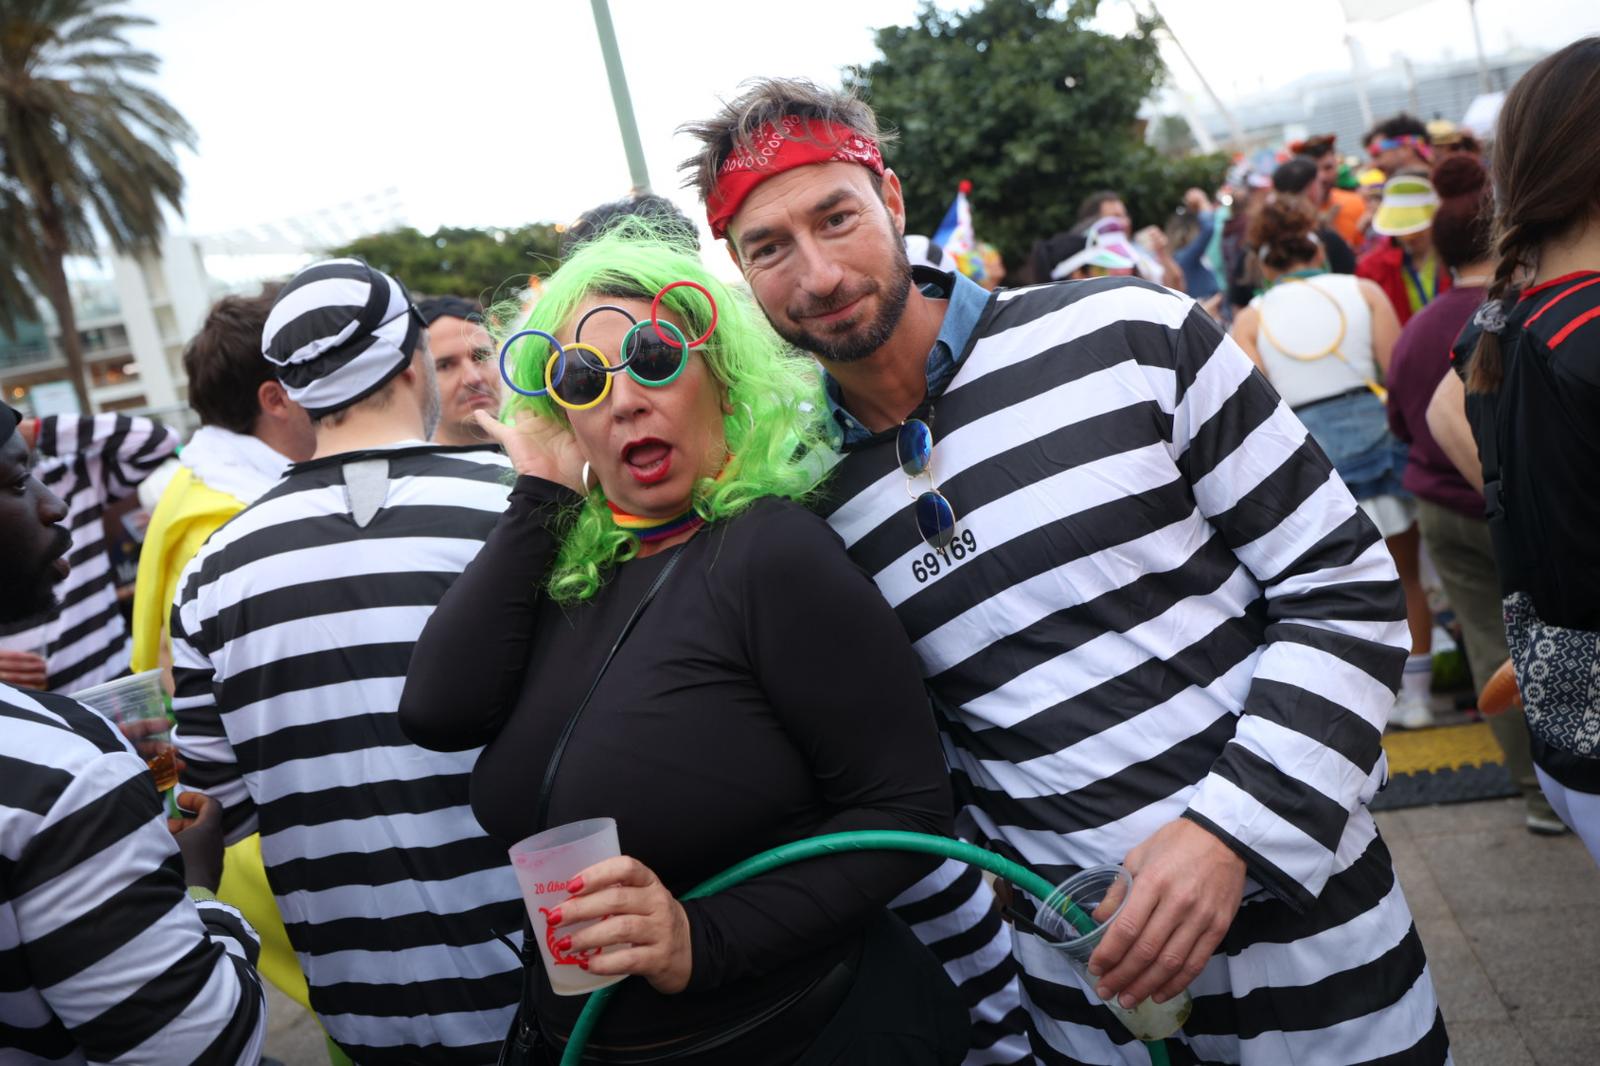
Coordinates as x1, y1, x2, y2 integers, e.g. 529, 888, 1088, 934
0, 415, 178, 692
815, 275, 1450, 1064
0, 682, 265, 1064
170, 443, 523, 1064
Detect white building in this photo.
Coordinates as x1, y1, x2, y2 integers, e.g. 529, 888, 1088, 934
0, 189, 400, 424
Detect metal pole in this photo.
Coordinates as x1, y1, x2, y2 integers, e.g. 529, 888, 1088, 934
1467, 0, 1492, 94
1346, 33, 1375, 132
1144, 1, 1245, 146
589, 0, 651, 195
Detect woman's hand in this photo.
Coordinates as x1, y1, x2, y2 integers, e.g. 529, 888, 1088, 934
472, 409, 588, 494
548, 855, 693, 994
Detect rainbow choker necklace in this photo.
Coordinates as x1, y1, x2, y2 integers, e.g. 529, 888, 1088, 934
607, 501, 705, 544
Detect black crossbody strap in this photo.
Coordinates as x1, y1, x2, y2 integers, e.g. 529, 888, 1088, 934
534, 545, 687, 831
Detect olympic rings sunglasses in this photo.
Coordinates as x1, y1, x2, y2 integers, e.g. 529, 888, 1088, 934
497, 281, 719, 412
896, 418, 958, 552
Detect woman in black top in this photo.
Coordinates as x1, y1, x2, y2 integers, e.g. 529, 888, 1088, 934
399, 223, 963, 1063
1428, 38, 1600, 863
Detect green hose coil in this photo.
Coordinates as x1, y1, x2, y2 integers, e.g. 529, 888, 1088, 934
556, 830, 1174, 1066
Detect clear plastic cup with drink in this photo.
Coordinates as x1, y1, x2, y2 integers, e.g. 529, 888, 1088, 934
509, 817, 627, 996
1033, 864, 1193, 1041
71, 668, 177, 794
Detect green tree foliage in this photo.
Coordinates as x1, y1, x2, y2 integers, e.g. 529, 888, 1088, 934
847, 0, 1228, 274
327, 224, 564, 307
0, 0, 195, 409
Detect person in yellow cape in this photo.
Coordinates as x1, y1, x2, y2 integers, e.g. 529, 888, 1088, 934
129, 287, 335, 1057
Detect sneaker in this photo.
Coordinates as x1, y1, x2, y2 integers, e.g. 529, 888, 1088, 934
1390, 690, 1435, 730
1525, 811, 1571, 836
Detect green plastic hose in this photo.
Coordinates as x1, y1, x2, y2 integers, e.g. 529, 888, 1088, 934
556, 830, 1174, 1066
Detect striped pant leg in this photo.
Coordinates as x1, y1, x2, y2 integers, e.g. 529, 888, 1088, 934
893, 858, 1032, 1065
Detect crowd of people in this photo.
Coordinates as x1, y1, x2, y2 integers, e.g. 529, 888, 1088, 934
2, 36, 1598, 1066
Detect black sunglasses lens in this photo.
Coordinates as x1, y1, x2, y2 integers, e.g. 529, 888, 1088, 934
627, 333, 684, 383
554, 358, 607, 406
897, 419, 933, 477
915, 491, 957, 551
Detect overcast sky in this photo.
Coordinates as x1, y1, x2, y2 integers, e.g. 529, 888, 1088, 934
125, 0, 1594, 245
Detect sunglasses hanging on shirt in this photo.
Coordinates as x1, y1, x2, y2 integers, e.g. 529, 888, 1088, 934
896, 418, 958, 552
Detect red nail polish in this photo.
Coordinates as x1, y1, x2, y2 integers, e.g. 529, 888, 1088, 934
556, 935, 572, 952
545, 907, 562, 926
567, 876, 584, 894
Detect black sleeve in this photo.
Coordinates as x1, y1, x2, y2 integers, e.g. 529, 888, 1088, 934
681, 505, 955, 992
399, 476, 580, 751
1322, 229, 1357, 275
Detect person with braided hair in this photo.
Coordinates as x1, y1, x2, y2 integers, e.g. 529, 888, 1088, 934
1386, 154, 1565, 835
1429, 37, 1600, 862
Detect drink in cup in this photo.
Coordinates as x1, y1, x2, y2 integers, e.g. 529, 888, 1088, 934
508, 817, 627, 996
1033, 864, 1193, 1041
71, 669, 177, 794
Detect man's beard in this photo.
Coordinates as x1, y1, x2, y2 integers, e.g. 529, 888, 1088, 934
771, 242, 915, 364
0, 529, 70, 626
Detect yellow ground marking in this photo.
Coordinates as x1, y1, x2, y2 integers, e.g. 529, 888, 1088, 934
1382, 721, 1506, 776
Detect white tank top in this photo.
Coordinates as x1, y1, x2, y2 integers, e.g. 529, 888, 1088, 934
1251, 273, 1377, 409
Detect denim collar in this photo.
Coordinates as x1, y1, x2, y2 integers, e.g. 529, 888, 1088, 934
823, 267, 991, 449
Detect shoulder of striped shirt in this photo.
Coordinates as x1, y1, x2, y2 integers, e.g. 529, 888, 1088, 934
985, 276, 1194, 347
809, 280, 1198, 475
173, 451, 513, 610
193, 449, 511, 550
0, 684, 126, 753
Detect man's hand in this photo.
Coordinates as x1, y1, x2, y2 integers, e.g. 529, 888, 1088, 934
0, 650, 48, 688
168, 791, 225, 893
1087, 818, 1245, 1008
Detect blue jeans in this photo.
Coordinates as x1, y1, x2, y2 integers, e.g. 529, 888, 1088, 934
1294, 389, 1410, 502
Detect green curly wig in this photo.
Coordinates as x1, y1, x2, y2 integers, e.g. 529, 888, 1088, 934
492, 217, 830, 602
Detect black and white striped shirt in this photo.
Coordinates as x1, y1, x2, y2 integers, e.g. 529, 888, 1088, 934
0, 682, 265, 1065
169, 443, 524, 1064
0, 414, 178, 692
817, 277, 1449, 1063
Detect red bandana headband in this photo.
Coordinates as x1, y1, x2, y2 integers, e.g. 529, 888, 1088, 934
705, 116, 884, 240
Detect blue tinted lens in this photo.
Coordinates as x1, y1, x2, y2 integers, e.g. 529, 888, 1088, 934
915, 491, 957, 551
897, 419, 933, 477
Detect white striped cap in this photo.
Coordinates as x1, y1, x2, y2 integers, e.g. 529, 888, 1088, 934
261, 258, 422, 417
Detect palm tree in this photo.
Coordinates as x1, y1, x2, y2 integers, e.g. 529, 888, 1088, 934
0, 0, 194, 410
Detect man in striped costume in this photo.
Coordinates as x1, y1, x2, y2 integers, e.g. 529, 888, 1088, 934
0, 412, 178, 692
683, 81, 1449, 1064
169, 260, 523, 1064
0, 402, 266, 1064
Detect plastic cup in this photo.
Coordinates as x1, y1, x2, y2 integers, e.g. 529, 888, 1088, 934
71, 669, 177, 795
508, 818, 627, 996
1034, 864, 1193, 1041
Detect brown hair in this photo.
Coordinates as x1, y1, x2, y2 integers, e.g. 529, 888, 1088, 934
1429, 155, 1492, 272
1074, 190, 1125, 228
182, 285, 282, 434
677, 78, 894, 205
1248, 195, 1320, 272
1469, 37, 1600, 393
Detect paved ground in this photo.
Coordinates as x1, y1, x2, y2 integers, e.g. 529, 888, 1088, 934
261, 796, 1599, 1064
1383, 796, 1600, 1065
